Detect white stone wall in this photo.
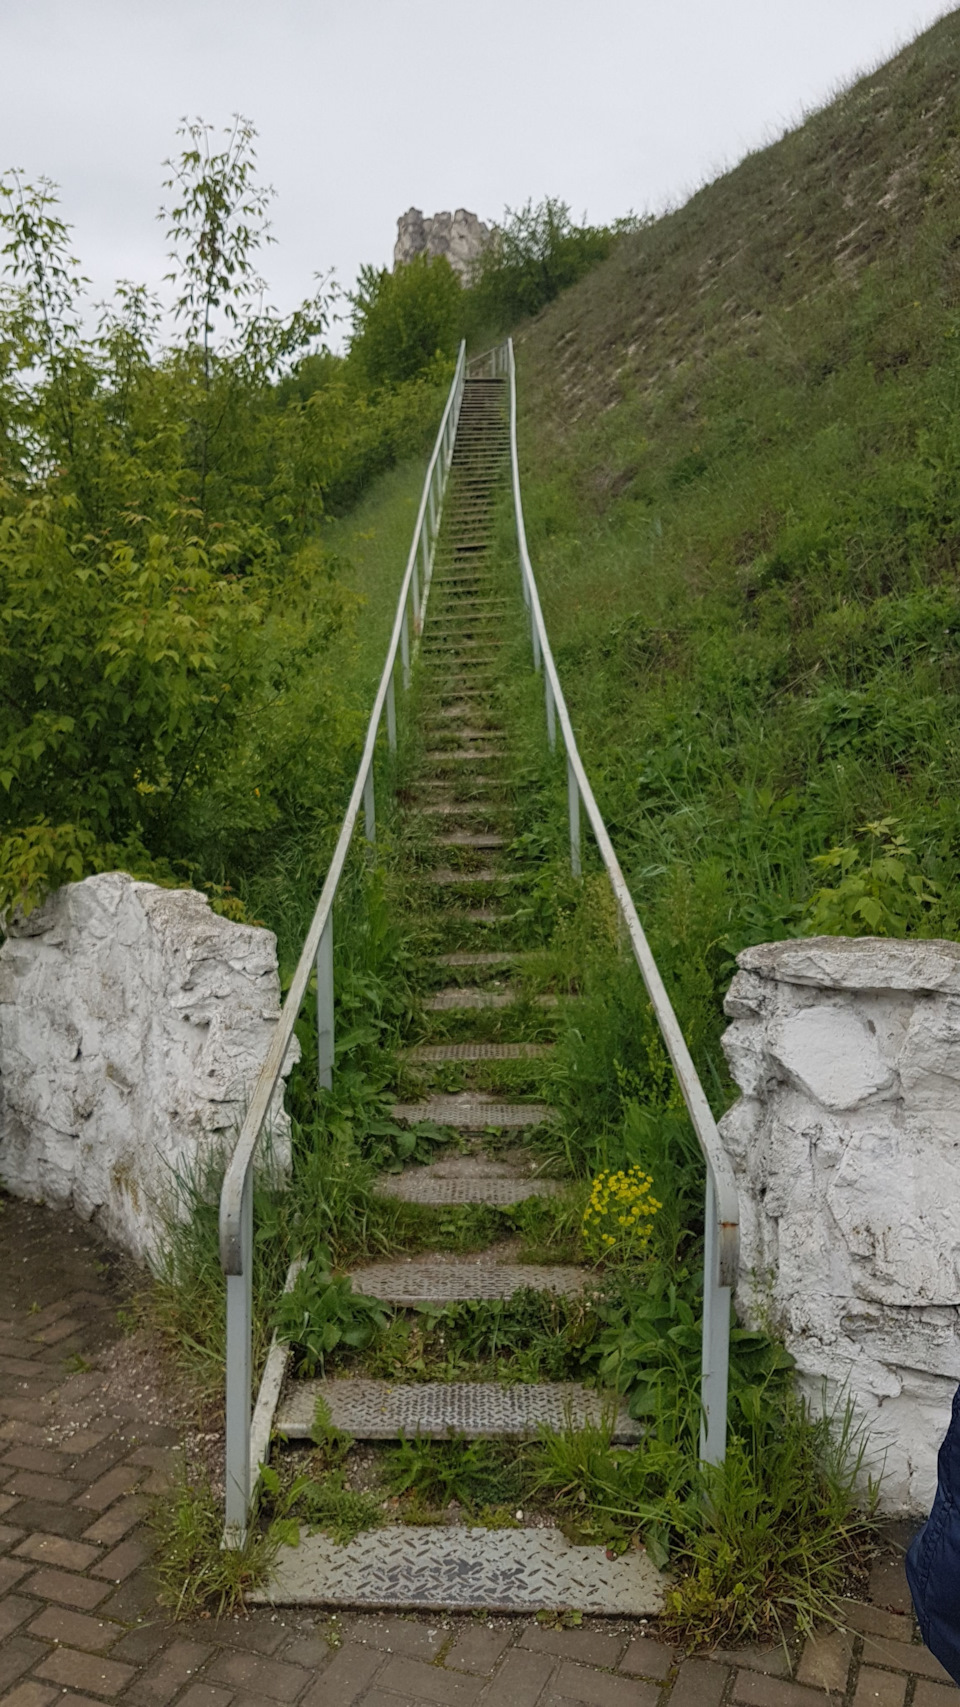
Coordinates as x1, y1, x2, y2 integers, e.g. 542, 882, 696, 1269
720, 936, 960, 1512
0, 873, 299, 1264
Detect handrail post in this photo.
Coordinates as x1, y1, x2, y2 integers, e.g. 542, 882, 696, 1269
223, 1167, 252, 1543
418, 530, 429, 628
567, 755, 581, 877
400, 607, 411, 691
386, 671, 397, 751
363, 765, 376, 844
545, 675, 557, 751
700, 1167, 731, 1465
316, 913, 334, 1092
531, 608, 542, 673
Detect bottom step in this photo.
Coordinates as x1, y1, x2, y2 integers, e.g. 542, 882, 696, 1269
276, 1378, 642, 1442
250, 1524, 663, 1614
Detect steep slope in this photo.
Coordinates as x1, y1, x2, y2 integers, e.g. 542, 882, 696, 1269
509, 10, 960, 1091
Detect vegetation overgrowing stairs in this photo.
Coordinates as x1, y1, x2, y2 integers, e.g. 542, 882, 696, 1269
261, 378, 663, 1614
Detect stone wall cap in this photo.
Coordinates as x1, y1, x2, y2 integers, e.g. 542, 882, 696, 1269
737, 935, 960, 993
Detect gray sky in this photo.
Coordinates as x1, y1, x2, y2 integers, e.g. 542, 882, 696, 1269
0, 0, 955, 343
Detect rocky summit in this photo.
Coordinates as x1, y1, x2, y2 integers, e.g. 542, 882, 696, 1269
394, 205, 491, 282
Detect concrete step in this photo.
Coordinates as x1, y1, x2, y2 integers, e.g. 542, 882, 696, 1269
348, 1247, 590, 1304
250, 1524, 663, 1614
276, 1378, 640, 1442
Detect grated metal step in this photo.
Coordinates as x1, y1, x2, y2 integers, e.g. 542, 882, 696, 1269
407, 1042, 551, 1062
424, 987, 557, 1010
249, 1524, 663, 1614
391, 1094, 553, 1128
349, 1249, 591, 1304
434, 950, 521, 966
276, 1378, 640, 1442
435, 832, 505, 849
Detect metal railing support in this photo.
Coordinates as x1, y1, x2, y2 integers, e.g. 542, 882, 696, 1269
316, 914, 334, 1092
400, 609, 411, 691
567, 755, 581, 877
224, 1168, 252, 1542
546, 675, 557, 752
700, 1169, 732, 1464
363, 765, 376, 843
386, 673, 397, 752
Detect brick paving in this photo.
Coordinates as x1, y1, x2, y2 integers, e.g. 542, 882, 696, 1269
1, 1197, 957, 1705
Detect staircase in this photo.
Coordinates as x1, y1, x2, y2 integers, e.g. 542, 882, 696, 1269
257, 378, 662, 1615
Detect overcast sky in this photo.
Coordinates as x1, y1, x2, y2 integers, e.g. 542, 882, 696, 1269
0, 0, 955, 344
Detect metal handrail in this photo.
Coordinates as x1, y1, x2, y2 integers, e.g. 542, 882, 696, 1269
502, 337, 739, 1464
218, 342, 466, 1538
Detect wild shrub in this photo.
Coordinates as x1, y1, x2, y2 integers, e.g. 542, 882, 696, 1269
348, 253, 463, 390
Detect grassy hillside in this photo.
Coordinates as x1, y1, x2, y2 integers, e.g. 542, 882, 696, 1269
511, 9, 960, 1093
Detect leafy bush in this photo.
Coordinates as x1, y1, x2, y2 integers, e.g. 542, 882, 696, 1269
0, 123, 447, 920
468, 198, 642, 330
348, 253, 462, 389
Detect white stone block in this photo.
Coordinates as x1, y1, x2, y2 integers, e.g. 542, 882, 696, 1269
721, 934, 960, 1513
0, 872, 300, 1263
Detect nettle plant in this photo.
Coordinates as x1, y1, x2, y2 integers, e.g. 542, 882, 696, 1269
801, 817, 948, 937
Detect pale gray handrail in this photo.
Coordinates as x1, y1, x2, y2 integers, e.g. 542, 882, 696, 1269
218, 341, 466, 1539
503, 337, 739, 1465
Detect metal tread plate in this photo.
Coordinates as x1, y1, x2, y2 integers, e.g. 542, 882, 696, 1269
250, 1525, 662, 1614
375, 1174, 556, 1204
407, 1042, 551, 1061
276, 1378, 641, 1442
391, 1096, 552, 1127
349, 1251, 590, 1304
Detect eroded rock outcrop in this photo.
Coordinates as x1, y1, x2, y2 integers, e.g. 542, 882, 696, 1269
0, 873, 298, 1262
720, 935, 960, 1511
394, 207, 491, 283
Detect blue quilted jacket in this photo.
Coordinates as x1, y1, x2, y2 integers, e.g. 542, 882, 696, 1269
907, 1383, 960, 1685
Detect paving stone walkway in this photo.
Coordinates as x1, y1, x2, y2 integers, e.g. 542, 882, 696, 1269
1, 1197, 957, 1706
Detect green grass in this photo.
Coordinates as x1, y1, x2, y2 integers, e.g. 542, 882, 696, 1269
506, 8, 960, 1107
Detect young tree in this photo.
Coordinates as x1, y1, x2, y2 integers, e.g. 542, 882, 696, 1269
348, 252, 462, 390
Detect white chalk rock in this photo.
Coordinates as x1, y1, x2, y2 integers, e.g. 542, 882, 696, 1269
0, 873, 299, 1263
720, 935, 960, 1513
769, 1004, 895, 1109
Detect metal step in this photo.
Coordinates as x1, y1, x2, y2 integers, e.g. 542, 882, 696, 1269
407, 1042, 551, 1062
249, 1524, 663, 1614
434, 950, 521, 966
423, 987, 557, 1010
391, 1094, 552, 1128
435, 832, 505, 849
349, 1249, 590, 1304
275, 1378, 640, 1442
425, 869, 518, 886
375, 1157, 558, 1204
424, 747, 506, 763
